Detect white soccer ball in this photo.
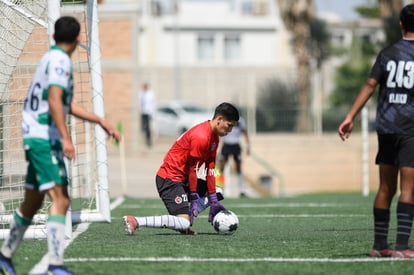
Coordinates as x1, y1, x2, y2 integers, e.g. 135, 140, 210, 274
213, 210, 239, 235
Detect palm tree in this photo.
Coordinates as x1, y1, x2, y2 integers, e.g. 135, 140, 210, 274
277, 0, 314, 132
378, 0, 403, 18
378, 0, 403, 44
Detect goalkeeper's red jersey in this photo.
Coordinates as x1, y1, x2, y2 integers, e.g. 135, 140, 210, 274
157, 120, 219, 188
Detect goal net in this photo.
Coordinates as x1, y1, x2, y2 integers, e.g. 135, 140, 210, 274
0, 0, 110, 239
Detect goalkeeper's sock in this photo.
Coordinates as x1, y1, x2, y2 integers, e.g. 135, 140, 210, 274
373, 208, 390, 250
1, 209, 30, 258
46, 215, 66, 266
395, 202, 414, 250
137, 215, 190, 231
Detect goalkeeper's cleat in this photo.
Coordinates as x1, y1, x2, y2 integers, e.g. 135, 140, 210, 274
369, 248, 393, 257
178, 228, 197, 235
391, 249, 414, 258
44, 265, 75, 275
123, 215, 139, 235
0, 253, 16, 275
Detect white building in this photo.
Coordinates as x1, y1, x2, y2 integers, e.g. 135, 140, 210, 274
98, 0, 386, 136
99, 0, 298, 134
137, 0, 294, 68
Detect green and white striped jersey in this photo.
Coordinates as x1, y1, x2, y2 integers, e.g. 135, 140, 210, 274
22, 45, 74, 148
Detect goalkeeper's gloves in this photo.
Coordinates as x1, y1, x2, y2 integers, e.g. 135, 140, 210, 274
197, 191, 224, 213
189, 192, 200, 225
208, 193, 226, 224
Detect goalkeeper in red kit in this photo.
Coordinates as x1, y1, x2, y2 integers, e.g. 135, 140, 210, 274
123, 102, 239, 235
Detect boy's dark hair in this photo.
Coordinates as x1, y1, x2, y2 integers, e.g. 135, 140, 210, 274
213, 102, 239, 122
54, 16, 80, 44
400, 4, 414, 33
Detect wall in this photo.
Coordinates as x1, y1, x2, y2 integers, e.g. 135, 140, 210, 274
242, 133, 378, 196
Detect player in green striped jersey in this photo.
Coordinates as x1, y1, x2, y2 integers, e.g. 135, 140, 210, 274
0, 16, 121, 275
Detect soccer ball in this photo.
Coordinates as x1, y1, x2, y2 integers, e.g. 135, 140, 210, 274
213, 210, 239, 235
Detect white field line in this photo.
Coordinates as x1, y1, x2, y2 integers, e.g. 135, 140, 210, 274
29, 196, 126, 275
236, 214, 367, 218
113, 214, 367, 219
119, 201, 368, 218
120, 202, 360, 209
63, 256, 412, 263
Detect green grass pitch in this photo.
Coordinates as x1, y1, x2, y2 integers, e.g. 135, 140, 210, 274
10, 193, 414, 274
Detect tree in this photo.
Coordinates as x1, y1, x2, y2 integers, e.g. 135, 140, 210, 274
277, 0, 314, 132
309, 18, 330, 70
327, 0, 404, 131
256, 78, 298, 132
331, 0, 403, 108
356, 0, 404, 45
326, 31, 374, 131
378, 0, 403, 44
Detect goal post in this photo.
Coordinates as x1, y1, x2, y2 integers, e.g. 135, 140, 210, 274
0, 0, 111, 239
87, 0, 112, 223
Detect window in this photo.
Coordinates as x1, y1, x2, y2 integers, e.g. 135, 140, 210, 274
197, 34, 215, 61
224, 33, 241, 61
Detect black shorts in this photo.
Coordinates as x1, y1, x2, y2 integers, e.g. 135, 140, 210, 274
376, 134, 414, 167
156, 175, 189, 215
155, 176, 211, 215
219, 143, 242, 163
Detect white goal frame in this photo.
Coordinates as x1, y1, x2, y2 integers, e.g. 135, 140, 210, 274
0, 0, 111, 239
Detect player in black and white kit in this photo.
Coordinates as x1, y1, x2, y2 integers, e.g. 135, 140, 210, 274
339, 4, 414, 258
218, 116, 250, 197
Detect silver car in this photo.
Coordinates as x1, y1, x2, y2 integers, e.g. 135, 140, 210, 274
154, 101, 213, 136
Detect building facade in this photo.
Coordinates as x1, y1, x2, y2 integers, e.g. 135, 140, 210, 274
99, 0, 296, 149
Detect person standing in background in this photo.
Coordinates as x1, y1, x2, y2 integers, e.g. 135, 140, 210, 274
139, 83, 155, 148
218, 115, 250, 198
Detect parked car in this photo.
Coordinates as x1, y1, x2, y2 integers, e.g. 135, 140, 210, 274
154, 101, 212, 136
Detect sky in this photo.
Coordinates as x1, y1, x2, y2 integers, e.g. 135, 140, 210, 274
314, 0, 374, 21
201, 1, 375, 22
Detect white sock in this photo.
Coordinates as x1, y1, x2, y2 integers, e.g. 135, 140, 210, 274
237, 173, 244, 193
136, 215, 190, 231
1, 210, 30, 258
46, 216, 66, 266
